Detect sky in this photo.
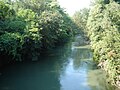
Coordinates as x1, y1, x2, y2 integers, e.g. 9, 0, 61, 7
57, 0, 91, 16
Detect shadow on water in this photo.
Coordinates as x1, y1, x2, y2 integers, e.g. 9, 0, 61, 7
0, 37, 118, 90
0, 43, 71, 90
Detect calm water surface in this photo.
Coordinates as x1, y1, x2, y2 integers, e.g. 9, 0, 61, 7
0, 38, 117, 90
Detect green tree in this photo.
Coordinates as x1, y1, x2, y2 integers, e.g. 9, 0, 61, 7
87, 0, 120, 87
0, 0, 74, 62
72, 8, 90, 34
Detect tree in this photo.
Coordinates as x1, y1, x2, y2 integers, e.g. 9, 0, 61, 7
87, 0, 120, 87
72, 8, 90, 34
0, 0, 74, 61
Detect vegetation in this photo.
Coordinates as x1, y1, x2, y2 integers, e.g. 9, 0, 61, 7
0, 0, 120, 88
0, 0, 75, 62
72, 8, 89, 34
72, 0, 120, 88
87, 0, 120, 87
72, 8, 90, 45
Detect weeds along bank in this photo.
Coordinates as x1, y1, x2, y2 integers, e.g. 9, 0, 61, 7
0, 0, 75, 63
87, 0, 120, 88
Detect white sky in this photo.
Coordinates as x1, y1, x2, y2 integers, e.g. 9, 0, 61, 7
57, 0, 91, 16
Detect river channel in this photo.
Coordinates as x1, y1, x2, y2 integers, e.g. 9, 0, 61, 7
0, 36, 117, 90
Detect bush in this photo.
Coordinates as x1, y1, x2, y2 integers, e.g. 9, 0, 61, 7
87, 1, 120, 87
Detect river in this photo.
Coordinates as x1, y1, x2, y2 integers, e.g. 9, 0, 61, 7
0, 36, 117, 90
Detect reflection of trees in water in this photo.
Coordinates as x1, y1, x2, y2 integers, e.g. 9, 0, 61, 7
87, 69, 116, 90
71, 48, 92, 70
48, 42, 72, 73
0, 60, 61, 90
0, 43, 72, 90
40, 42, 72, 79
70, 46, 116, 90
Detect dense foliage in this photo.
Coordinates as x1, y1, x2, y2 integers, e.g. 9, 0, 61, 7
72, 0, 120, 88
72, 8, 89, 34
87, 0, 120, 87
0, 0, 74, 62
72, 8, 90, 45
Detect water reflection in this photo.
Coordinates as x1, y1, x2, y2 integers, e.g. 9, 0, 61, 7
60, 47, 92, 90
72, 48, 92, 70
87, 69, 110, 90
0, 41, 117, 90
59, 44, 116, 90
60, 58, 91, 90
0, 43, 71, 90
0, 61, 61, 90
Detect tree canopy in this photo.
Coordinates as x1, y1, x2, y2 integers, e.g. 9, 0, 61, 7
0, 0, 75, 61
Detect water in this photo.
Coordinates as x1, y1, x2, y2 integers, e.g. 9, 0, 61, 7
0, 39, 117, 90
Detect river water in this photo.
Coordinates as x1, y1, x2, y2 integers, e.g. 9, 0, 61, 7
0, 37, 117, 90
